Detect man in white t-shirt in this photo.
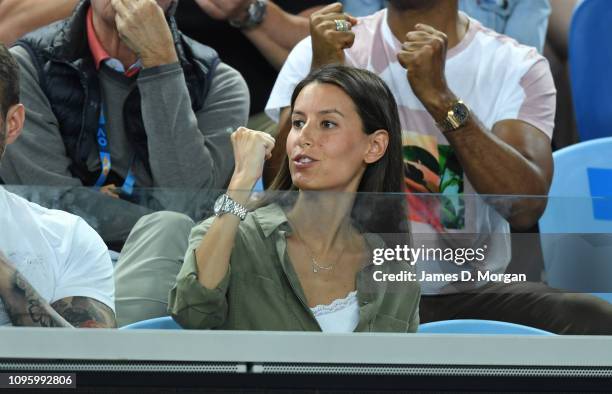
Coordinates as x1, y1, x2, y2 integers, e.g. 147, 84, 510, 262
265, 1, 612, 334
0, 43, 115, 328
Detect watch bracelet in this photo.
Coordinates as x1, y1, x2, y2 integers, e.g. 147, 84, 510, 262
229, 198, 248, 220
229, 0, 267, 30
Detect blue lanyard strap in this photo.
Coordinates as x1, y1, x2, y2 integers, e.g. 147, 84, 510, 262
94, 107, 137, 195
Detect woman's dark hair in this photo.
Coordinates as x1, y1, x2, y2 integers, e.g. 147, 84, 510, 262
265, 65, 410, 235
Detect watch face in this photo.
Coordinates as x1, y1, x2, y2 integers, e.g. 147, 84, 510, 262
453, 102, 469, 123
214, 195, 226, 214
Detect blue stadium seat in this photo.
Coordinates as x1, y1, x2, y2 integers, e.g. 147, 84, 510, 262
539, 137, 612, 299
418, 320, 554, 335
120, 316, 183, 330
569, 0, 612, 141
254, 178, 265, 192
592, 293, 612, 304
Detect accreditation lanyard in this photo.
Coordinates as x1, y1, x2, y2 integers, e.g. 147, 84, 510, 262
94, 107, 136, 196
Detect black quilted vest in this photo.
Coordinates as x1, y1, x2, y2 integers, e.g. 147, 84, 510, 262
14, 0, 220, 186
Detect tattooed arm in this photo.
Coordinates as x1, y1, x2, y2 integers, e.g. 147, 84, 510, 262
0, 255, 116, 328
51, 297, 116, 328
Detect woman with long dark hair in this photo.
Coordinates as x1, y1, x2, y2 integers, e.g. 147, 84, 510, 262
169, 65, 420, 332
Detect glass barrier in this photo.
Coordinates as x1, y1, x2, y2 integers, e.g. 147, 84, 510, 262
1, 186, 612, 335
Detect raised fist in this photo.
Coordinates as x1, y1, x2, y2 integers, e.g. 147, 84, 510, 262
397, 24, 451, 109
231, 127, 276, 188
310, 2, 358, 69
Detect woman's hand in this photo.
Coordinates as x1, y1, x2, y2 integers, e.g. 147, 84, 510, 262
310, 3, 358, 69
191, 128, 273, 292
229, 127, 275, 191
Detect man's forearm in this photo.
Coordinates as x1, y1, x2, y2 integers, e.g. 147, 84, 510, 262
415, 89, 551, 230
446, 121, 548, 196
241, 3, 312, 70
139, 64, 219, 189
138, 63, 247, 190
244, 28, 290, 70
247, 2, 311, 52
0, 0, 77, 44
0, 269, 72, 328
444, 119, 550, 229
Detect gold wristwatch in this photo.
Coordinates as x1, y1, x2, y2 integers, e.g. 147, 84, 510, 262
437, 100, 470, 133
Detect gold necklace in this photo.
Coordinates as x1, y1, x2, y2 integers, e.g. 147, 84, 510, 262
291, 223, 349, 273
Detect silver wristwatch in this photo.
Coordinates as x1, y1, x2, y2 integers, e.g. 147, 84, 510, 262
229, 0, 268, 30
214, 194, 248, 221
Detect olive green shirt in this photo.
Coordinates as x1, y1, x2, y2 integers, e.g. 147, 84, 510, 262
169, 204, 421, 332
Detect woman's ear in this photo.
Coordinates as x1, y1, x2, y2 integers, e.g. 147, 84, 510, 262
364, 129, 389, 164
5, 104, 25, 145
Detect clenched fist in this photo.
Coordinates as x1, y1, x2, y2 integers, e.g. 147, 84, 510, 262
397, 24, 454, 120
310, 3, 358, 69
111, 0, 178, 69
230, 127, 276, 190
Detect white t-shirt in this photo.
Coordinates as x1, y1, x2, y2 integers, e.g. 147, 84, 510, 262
0, 187, 115, 326
266, 10, 556, 293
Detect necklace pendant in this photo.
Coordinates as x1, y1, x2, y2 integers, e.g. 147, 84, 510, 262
312, 258, 318, 273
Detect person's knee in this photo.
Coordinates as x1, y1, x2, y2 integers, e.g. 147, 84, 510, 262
552, 293, 612, 334
116, 211, 195, 274
115, 211, 196, 325
135, 211, 195, 234
127, 211, 195, 245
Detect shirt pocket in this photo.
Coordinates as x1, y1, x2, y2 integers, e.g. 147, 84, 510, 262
370, 313, 410, 333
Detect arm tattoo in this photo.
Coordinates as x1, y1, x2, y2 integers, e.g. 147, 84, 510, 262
4, 271, 70, 328
2, 271, 116, 328
52, 297, 117, 328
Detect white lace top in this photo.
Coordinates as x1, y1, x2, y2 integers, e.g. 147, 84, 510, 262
310, 291, 359, 333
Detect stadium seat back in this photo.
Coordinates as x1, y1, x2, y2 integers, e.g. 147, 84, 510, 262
570, 0, 612, 141
539, 137, 612, 293
120, 316, 183, 330
418, 320, 554, 335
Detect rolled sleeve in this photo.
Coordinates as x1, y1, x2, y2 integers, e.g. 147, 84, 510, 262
169, 249, 231, 329
168, 217, 232, 329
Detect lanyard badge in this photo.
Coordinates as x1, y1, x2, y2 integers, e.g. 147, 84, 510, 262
94, 107, 137, 196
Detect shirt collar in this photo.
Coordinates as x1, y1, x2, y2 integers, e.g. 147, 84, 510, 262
86, 7, 141, 77
253, 203, 290, 238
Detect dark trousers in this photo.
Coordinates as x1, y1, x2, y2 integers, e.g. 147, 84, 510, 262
420, 282, 612, 335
